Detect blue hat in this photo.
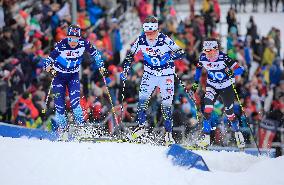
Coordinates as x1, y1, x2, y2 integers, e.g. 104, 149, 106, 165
67, 25, 81, 37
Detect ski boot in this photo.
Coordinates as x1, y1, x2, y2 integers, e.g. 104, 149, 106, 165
235, 131, 245, 149
126, 124, 147, 141
165, 132, 175, 146
197, 134, 211, 149
57, 127, 69, 142
71, 124, 93, 141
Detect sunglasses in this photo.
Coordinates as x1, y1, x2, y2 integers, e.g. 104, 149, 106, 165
68, 37, 79, 43
203, 48, 218, 53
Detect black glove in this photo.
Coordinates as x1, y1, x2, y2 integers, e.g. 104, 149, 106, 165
226, 69, 234, 77
191, 82, 199, 92
47, 67, 57, 77
171, 49, 185, 60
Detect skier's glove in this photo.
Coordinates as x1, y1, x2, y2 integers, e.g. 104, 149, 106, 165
120, 72, 127, 81
226, 69, 234, 77
99, 66, 106, 75
191, 82, 199, 92
171, 49, 185, 60
45, 65, 57, 77
49, 68, 57, 77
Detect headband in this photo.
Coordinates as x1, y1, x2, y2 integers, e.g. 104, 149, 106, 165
203, 41, 218, 50
143, 22, 158, 32
67, 26, 81, 37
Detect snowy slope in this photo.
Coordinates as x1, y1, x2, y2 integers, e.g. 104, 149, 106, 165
0, 137, 284, 185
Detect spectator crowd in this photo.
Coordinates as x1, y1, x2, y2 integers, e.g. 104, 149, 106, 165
0, 0, 283, 149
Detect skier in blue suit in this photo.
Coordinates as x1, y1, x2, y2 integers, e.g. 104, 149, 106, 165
43, 24, 104, 137
191, 38, 246, 149
120, 16, 185, 145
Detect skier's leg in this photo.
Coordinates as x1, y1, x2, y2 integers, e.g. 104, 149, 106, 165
52, 74, 68, 140
136, 73, 156, 125
160, 75, 175, 144
68, 72, 85, 126
130, 72, 156, 140
198, 85, 218, 147
220, 86, 245, 149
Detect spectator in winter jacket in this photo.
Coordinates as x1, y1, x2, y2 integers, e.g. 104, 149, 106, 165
270, 57, 283, 87
201, 0, 215, 37
137, 0, 153, 23
109, 18, 122, 65
246, 16, 258, 41
0, 27, 14, 60
226, 8, 238, 35
13, 92, 39, 125
262, 38, 276, 66
213, 0, 221, 23
87, 0, 104, 25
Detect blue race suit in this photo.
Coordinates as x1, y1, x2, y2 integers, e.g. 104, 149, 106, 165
44, 38, 103, 129
124, 32, 184, 132
194, 51, 244, 133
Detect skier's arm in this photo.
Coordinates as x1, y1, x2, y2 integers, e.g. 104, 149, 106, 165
194, 62, 203, 82
43, 42, 61, 71
85, 40, 104, 70
191, 62, 203, 92
122, 38, 140, 74
42, 41, 62, 77
224, 54, 244, 76
164, 36, 185, 60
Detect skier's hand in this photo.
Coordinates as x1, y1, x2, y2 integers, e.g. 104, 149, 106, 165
226, 69, 234, 77
191, 82, 199, 93
99, 67, 106, 75
46, 66, 57, 77
120, 72, 127, 81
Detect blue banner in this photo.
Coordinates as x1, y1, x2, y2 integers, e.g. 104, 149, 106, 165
167, 144, 210, 171
0, 122, 58, 141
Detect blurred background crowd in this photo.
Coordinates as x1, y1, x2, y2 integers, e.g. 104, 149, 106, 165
0, 0, 283, 151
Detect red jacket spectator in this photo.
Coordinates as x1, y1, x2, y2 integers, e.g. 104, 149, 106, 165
13, 93, 39, 121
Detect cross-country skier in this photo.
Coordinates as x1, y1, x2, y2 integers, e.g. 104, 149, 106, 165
191, 38, 246, 149
120, 16, 185, 145
43, 24, 104, 139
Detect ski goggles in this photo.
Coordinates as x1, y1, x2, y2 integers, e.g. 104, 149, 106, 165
143, 22, 158, 32
68, 37, 80, 43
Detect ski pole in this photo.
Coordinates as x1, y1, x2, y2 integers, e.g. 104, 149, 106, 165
42, 77, 54, 114
120, 73, 127, 124
99, 68, 119, 127
226, 69, 261, 155
174, 73, 200, 122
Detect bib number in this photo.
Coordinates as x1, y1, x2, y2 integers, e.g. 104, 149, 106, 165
208, 71, 225, 81
66, 60, 79, 68
151, 57, 160, 66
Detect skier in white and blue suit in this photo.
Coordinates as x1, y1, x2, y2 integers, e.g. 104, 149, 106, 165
43, 24, 104, 133
191, 38, 246, 149
120, 16, 185, 144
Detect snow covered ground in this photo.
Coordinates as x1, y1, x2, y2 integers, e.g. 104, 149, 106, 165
0, 137, 284, 185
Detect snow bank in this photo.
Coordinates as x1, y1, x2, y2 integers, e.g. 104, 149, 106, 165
0, 137, 283, 185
